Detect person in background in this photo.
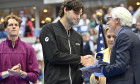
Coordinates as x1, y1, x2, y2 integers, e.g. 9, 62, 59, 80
104, 7, 112, 22
128, 6, 137, 28
19, 11, 26, 37
89, 29, 98, 45
128, 6, 135, 16
90, 27, 116, 84
25, 17, 34, 37
32, 37, 44, 84
120, 3, 125, 8
88, 13, 98, 30
82, 33, 94, 56
94, 9, 107, 32
0, 23, 7, 39
78, 13, 90, 26
0, 14, 39, 84
98, 9, 106, 24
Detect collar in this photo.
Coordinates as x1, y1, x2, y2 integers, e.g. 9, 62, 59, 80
116, 27, 123, 37
6, 37, 20, 48
57, 20, 66, 32
57, 20, 73, 32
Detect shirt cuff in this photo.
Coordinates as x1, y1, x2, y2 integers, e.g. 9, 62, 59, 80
24, 73, 32, 82
24, 73, 37, 83
24, 73, 29, 79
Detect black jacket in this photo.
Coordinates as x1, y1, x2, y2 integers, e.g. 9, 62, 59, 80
39, 20, 83, 84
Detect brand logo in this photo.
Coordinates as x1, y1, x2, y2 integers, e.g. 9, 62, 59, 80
76, 43, 80, 46
45, 37, 49, 42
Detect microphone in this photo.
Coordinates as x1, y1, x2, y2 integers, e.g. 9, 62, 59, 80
96, 52, 108, 66
96, 52, 104, 61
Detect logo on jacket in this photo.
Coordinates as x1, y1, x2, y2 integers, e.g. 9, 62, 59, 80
45, 37, 49, 42
76, 43, 80, 46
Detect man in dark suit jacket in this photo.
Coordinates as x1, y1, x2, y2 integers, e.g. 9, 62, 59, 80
103, 7, 140, 84
83, 7, 140, 84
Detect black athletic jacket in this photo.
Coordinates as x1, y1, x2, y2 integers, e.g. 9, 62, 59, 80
39, 20, 83, 84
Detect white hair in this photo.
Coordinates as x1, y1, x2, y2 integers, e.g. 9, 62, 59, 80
82, 33, 90, 38
111, 7, 132, 27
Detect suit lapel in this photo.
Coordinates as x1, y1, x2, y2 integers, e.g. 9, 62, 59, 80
110, 27, 124, 63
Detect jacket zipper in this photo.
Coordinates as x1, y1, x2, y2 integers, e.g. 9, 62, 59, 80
67, 31, 72, 84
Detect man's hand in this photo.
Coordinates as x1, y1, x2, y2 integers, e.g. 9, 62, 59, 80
1, 71, 10, 79
8, 64, 21, 76
2, 64, 21, 79
81, 55, 96, 67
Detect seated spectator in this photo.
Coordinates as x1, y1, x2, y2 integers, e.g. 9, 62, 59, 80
88, 13, 98, 30
128, 6, 135, 15
82, 33, 94, 56
0, 24, 7, 39
78, 13, 90, 26
89, 29, 98, 45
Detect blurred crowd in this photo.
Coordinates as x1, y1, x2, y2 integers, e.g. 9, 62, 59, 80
18, 11, 34, 37
76, 3, 140, 57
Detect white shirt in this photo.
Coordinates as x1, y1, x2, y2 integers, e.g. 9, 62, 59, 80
32, 43, 43, 60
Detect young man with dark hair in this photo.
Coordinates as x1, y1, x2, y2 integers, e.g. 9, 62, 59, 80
40, 0, 94, 84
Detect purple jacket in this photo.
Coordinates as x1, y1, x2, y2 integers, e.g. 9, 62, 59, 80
0, 38, 39, 84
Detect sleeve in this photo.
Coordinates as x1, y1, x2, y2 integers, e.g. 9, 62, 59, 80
24, 46, 39, 83
80, 36, 84, 56
103, 33, 131, 78
0, 72, 3, 80
39, 25, 81, 65
0, 44, 5, 81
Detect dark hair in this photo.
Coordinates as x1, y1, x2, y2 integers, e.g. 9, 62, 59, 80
27, 16, 31, 21
35, 37, 40, 44
59, 0, 84, 18
3, 14, 22, 28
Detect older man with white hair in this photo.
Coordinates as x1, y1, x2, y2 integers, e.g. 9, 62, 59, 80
82, 7, 140, 84
103, 7, 140, 84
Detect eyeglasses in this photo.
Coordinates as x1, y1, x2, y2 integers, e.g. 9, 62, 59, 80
107, 17, 112, 21
107, 35, 116, 39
